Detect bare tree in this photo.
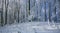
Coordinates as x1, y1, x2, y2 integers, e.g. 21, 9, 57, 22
5, 0, 9, 25
52, 0, 57, 22
18, 0, 20, 23
49, 2, 51, 22
0, 0, 4, 26
29, 0, 30, 15
44, 1, 47, 21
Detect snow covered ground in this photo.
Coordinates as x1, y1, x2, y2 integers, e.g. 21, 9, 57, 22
0, 22, 60, 33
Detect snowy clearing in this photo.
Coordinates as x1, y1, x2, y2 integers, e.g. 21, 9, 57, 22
0, 22, 60, 33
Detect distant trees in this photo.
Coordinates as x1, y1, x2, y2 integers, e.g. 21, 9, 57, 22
0, 0, 60, 26
57, 0, 60, 22
51, 0, 57, 22
14, 0, 20, 23
9, 0, 20, 23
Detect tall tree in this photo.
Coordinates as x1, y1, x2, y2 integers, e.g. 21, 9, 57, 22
1, 0, 4, 26
18, 0, 20, 23
29, 0, 30, 15
49, 2, 51, 22
53, 0, 57, 22
5, 0, 9, 25
44, 1, 47, 21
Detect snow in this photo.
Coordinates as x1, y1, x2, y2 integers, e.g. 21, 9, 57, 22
0, 22, 60, 33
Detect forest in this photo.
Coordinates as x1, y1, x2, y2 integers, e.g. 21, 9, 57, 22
0, 0, 60, 26
0, 0, 60, 33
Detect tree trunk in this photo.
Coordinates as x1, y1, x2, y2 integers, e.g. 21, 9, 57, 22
5, 0, 9, 25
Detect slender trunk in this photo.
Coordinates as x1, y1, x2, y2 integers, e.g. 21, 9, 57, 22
18, 0, 20, 23
44, 1, 47, 21
5, 0, 9, 25
1, 0, 4, 26
29, 0, 30, 15
18, 10, 19, 23
49, 2, 51, 22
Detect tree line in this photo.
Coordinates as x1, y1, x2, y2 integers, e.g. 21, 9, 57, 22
0, 0, 60, 26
